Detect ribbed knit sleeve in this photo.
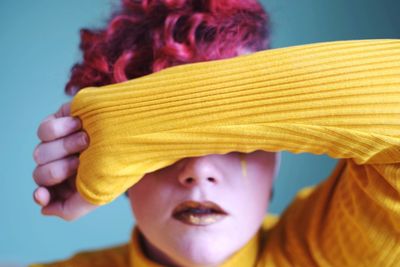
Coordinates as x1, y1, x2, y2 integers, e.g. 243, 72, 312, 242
71, 39, 400, 206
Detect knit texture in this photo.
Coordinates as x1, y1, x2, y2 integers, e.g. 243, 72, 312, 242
70, 39, 400, 205
32, 39, 400, 266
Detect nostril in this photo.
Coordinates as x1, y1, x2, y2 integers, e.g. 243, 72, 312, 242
185, 177, 195, 184
181, 177, 217, 185
207, 177, 216, 183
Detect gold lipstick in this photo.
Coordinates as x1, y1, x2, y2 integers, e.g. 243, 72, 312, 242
172, 201, 228, 226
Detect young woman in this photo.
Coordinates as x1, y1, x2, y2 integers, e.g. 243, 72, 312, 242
32, 0, 400, 266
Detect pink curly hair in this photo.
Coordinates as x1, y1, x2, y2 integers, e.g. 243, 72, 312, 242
65, 0, 270, 96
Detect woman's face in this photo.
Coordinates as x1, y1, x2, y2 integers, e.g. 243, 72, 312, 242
128, 150, 280, 267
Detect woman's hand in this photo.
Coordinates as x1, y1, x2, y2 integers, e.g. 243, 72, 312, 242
32, 102, 98, 221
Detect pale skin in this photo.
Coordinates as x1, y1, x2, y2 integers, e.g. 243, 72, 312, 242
32, 102, 97, 220
32, 101, 280, 266
128, 151, 279, 266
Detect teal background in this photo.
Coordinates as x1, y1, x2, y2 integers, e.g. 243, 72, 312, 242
1, 0, 399, 265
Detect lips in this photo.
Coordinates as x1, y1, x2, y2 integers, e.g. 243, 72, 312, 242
172, 201, 228, 226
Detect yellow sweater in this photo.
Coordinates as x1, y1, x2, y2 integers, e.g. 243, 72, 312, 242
31, 215, 279, 267
32, 39, 400, 266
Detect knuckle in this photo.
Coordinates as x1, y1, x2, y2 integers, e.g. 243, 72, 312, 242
63, 134, 76, 154
32, 167, 41, 184
37, 120, 47, 139
33, 146, 41, 164
38, 120, 55, 141
65, 132, 87, 153
48, 165, 63, 182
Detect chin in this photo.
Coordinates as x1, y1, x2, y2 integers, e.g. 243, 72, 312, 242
166, 233, 239, 267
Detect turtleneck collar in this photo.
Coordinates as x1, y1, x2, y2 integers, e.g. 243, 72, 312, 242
129, 226, 261, 267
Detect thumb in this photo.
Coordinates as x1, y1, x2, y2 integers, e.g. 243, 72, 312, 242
41, 193, 98, 221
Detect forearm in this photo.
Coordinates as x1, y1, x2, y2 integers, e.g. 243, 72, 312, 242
71, 39, 400, 205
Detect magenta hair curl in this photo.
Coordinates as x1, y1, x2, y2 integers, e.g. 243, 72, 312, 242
65, 0, 270, 95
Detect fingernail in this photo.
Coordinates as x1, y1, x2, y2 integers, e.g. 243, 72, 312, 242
81, 132, 89, 145
70, 118, 81, 129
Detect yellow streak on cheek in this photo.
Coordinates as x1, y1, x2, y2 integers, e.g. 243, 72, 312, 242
239, 154, 247, 178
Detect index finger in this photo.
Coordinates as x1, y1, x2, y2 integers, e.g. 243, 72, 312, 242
37, 102, 76, 141
42, 102, 72, 122
54, 102, 71, 119
37, 116, 81, 142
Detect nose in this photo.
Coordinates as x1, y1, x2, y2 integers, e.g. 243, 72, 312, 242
177, 156, 222, 188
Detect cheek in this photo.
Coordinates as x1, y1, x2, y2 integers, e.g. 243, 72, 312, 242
213, 160, 273, 254
250, 161, 274, 202
129, 180, 151, 223
235, 159, 274, 222
128, 175, 173, 225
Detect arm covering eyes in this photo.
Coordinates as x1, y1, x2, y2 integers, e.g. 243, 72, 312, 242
71, 39, 400, 205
